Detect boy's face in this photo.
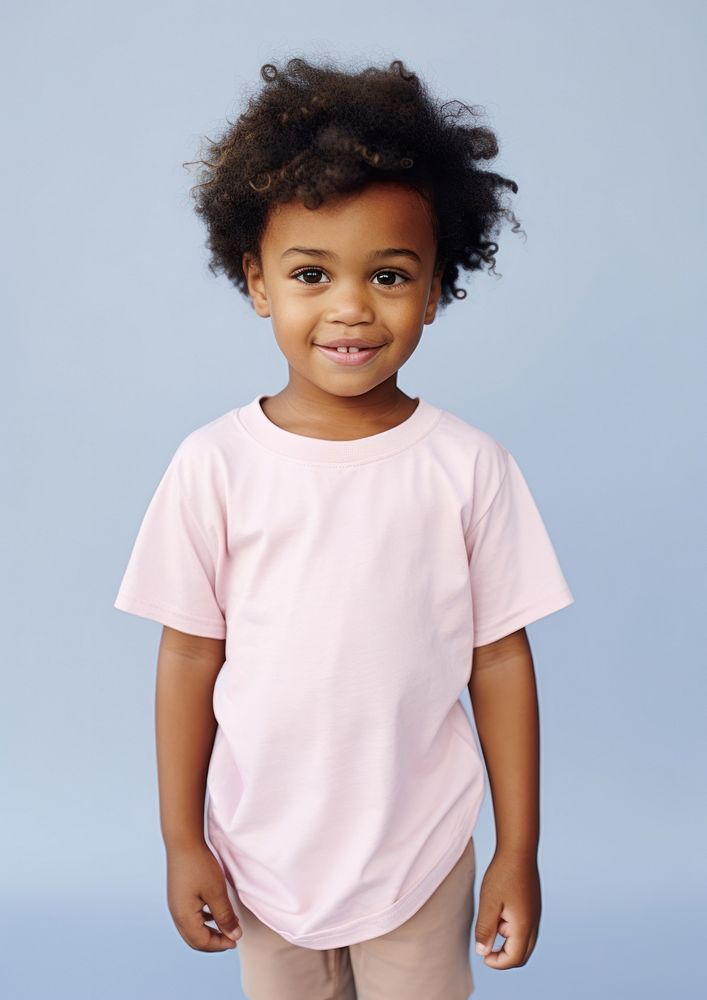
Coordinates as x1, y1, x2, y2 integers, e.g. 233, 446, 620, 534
242, 181, 443, 402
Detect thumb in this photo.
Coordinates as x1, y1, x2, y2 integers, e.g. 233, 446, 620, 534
206, 886, 242, 942
474, 905, 500, 957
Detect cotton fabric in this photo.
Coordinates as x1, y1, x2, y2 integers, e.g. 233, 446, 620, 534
227, 835, 477, 999
114, 393, 574, 949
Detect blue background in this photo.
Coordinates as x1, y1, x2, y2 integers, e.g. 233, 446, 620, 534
3, 0, 705, 996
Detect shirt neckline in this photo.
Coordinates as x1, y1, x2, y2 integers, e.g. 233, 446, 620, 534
235, 392, 442, 464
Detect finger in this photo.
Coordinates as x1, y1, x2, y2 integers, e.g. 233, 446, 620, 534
201, 906, 243, 937
474, 901, 503, 957
175, 911, 238, 952
198, 924, 240, 951
483, 928, 530, 970
520, 927, 538, 965
202, 890, 242, 943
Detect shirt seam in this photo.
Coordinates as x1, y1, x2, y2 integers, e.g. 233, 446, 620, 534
464, 447, 511, 542
179, 477, 220, 565
115, 590, 227, 630
231, 793, 478, 947
472, 585, 575, 646
232, 407, 445, 468
173, 447, 227, 618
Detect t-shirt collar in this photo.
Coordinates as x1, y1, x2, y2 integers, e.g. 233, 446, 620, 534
235, 393, 441, 464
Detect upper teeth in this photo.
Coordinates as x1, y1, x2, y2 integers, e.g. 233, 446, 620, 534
337, 346, 363, 352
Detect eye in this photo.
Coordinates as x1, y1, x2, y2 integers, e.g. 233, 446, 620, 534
290, 267, 410, 288
372, 270, 409, 288
291, 267, 330, 285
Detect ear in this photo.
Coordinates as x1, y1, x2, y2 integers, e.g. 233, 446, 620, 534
242, 252, 271, 318
423, 263, 444, 325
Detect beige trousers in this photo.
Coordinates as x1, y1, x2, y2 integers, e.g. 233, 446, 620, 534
228, 836, 476, 999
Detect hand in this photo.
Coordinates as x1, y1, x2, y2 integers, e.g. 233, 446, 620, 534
166, 840, 243, 951
473, 849, 541, 969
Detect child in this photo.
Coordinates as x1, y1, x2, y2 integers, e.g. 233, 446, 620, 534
114, 55, 574, 999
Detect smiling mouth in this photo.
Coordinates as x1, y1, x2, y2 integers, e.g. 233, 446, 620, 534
318, 345, 381, 353
314, 343, 384, 366
314, 342, 385, 352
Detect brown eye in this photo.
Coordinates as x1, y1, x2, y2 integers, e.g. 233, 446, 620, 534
292, 267, 329, 284
373, 271, 408, 287
290, 267, 409, 288
376, 271, 407, 288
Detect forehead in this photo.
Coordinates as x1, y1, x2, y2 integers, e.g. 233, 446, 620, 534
262, 182, 435, 253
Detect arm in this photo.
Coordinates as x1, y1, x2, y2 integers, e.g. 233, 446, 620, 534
468, 626, 539, 858
155, 625, 242, 951
156, 625, 225, 850
467, 626, 542, 969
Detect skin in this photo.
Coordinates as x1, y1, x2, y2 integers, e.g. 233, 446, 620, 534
241, 181, 444, 438
468, 627, 543, 969
157, 180, 543, 971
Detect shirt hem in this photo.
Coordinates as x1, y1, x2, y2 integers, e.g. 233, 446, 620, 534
233, 797, 480, 949
113, 591, 227, 639
472, 585, 575, 648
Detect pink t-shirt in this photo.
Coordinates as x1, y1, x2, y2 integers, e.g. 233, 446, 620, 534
114, 393, 574, 949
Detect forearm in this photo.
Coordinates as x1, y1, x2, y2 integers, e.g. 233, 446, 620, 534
468, 628, 540, 858
155, 627, 226, 851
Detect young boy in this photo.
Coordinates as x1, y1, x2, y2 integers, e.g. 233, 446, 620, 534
114, 56, 574, 999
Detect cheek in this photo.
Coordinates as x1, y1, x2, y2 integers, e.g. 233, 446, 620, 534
269, 290, 316, 328
384, 292, 427, 326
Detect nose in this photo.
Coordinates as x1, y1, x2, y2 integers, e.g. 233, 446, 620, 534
323, 279, 376, 325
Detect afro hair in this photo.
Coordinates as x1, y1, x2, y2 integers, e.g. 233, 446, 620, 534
185, 56, 524, 310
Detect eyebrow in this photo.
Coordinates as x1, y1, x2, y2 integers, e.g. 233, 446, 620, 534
280, 246, 422, 264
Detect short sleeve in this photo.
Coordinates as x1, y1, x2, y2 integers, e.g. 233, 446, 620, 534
113, 441, 227, 639
467, 449, 574, 647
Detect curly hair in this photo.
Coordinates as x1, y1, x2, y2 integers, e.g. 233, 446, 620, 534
185, 55, 524, 310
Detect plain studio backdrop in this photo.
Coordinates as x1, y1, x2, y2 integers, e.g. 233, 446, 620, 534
2, 1, 705, 997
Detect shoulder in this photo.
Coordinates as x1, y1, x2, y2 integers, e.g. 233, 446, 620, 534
165, 407, 242, 507
430, 405, 510, 497
175, 407, 239, 461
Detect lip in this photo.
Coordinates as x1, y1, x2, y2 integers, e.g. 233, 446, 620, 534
315, 339, 384, 349
314, 343, 384, 367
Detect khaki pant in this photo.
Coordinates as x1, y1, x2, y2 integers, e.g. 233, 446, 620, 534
228, 836, 476, 999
